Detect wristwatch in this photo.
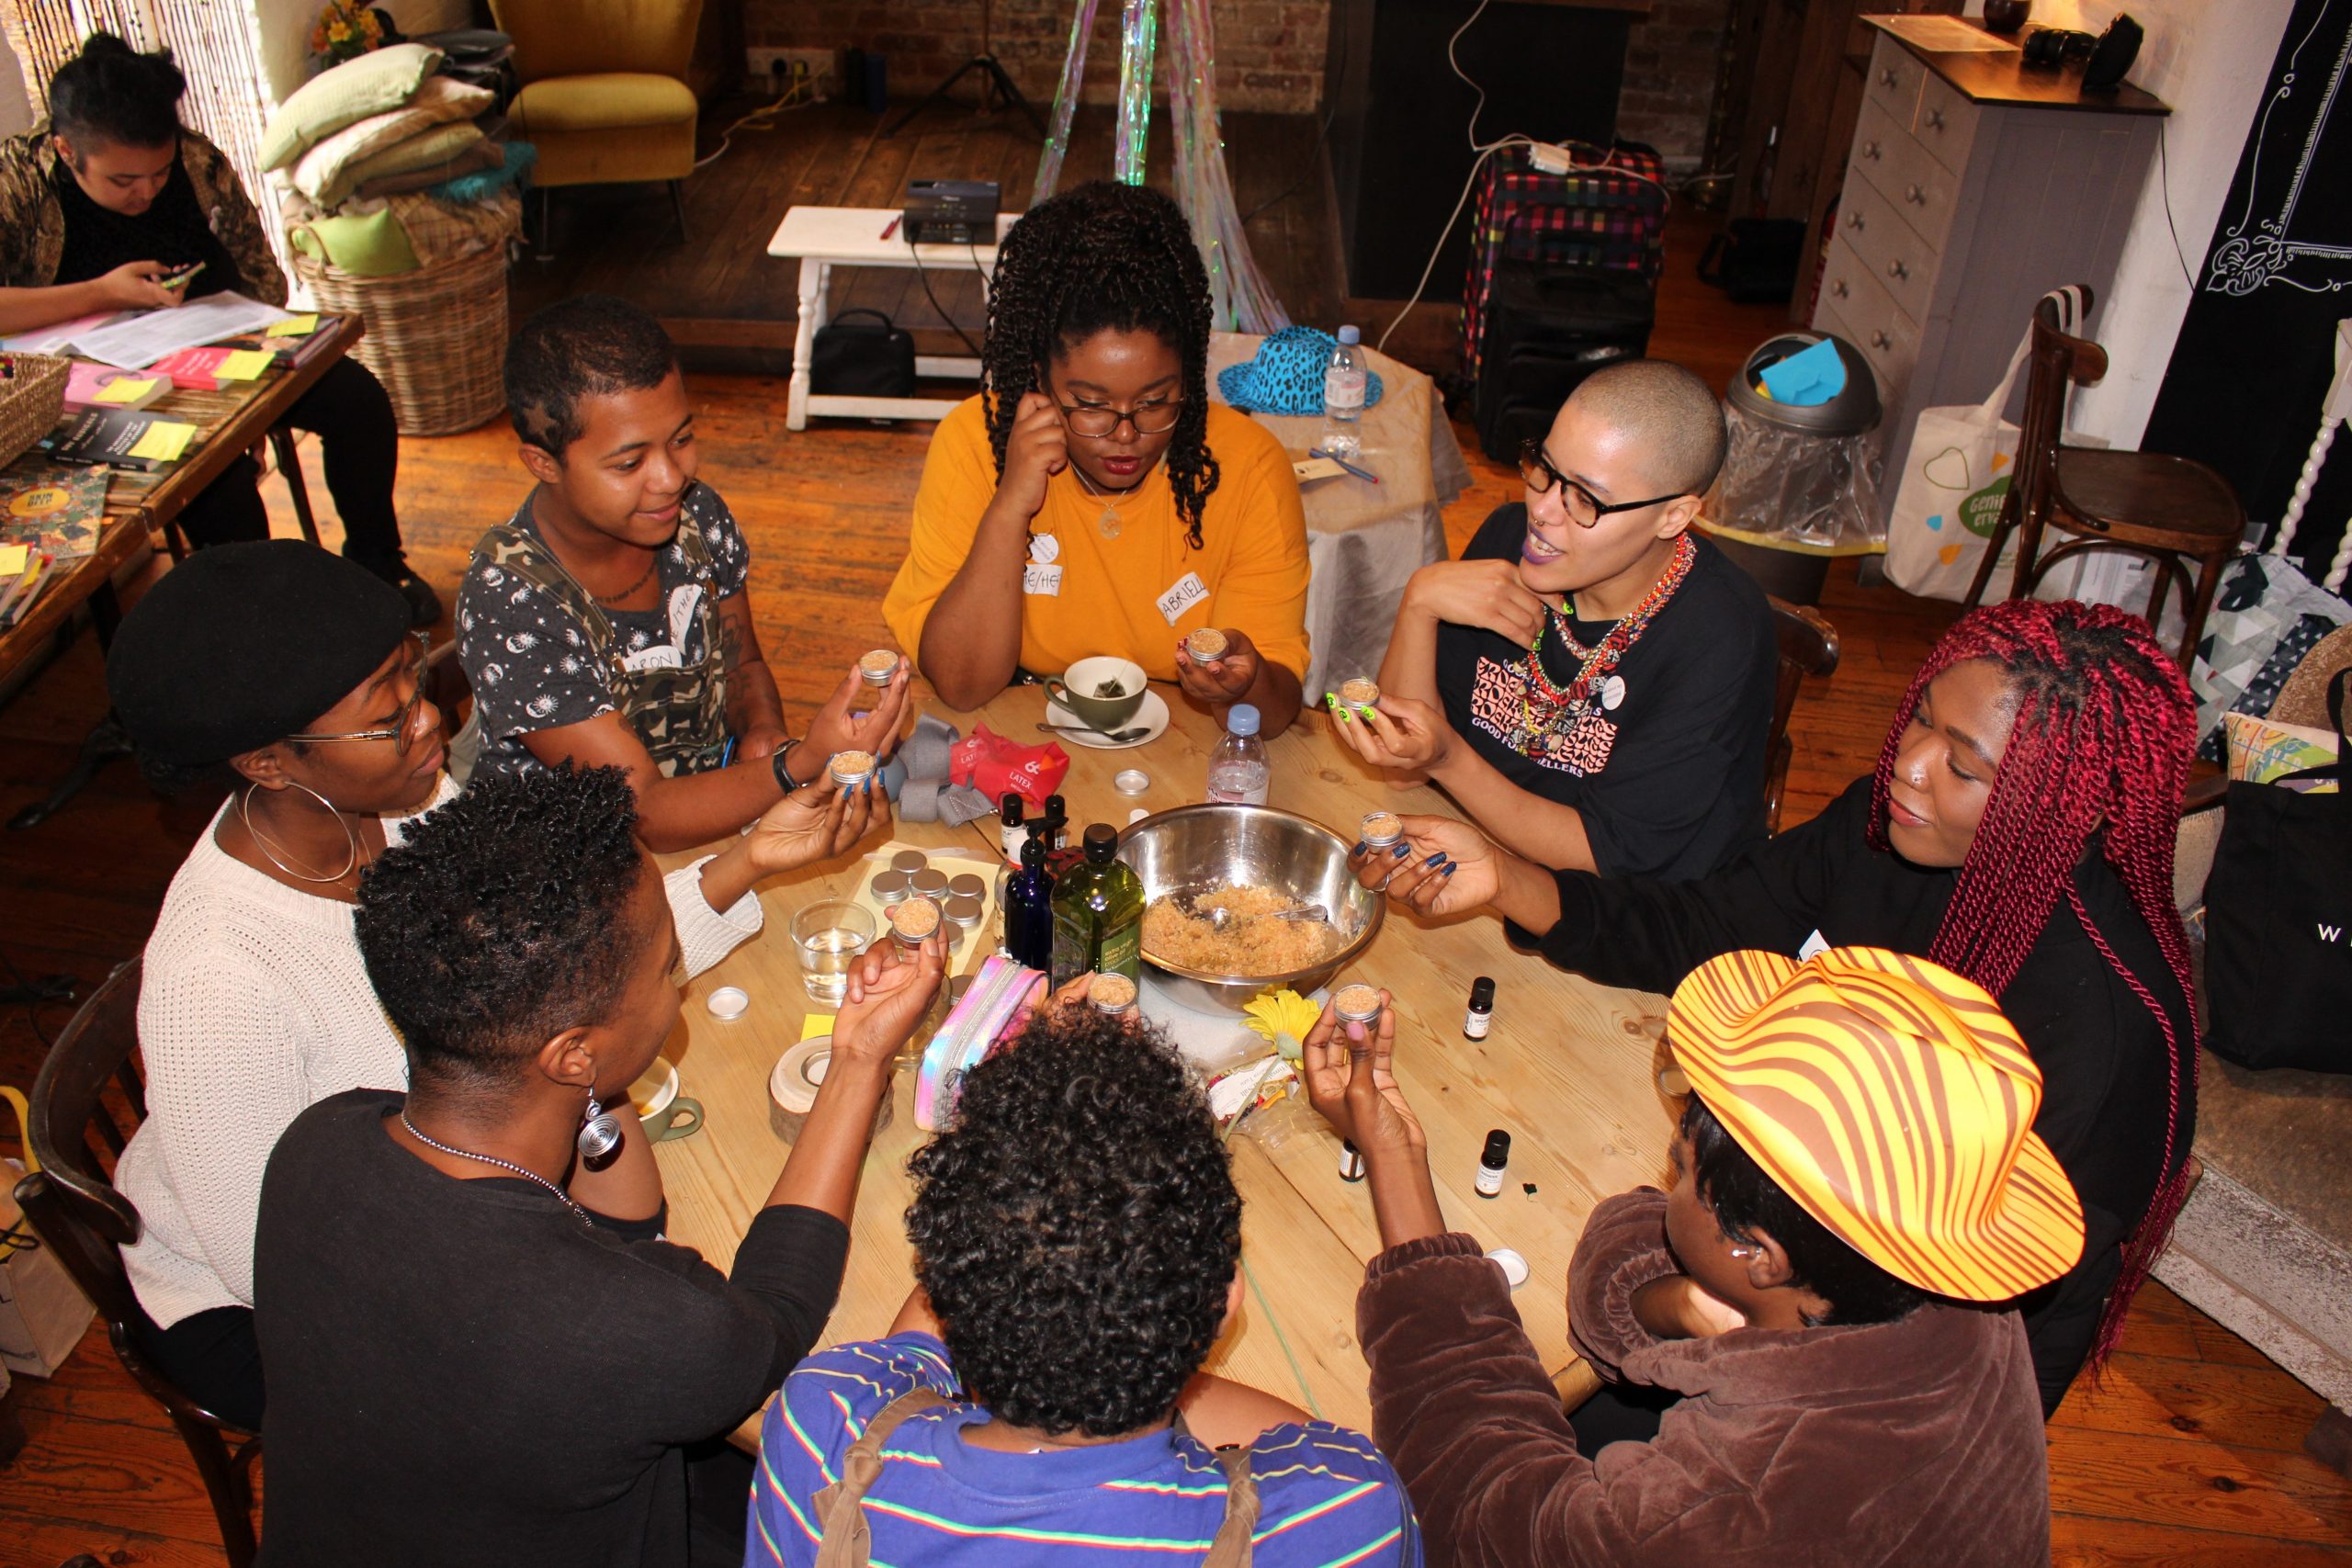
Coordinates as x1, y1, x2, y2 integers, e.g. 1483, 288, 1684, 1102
771, 737, 807, 794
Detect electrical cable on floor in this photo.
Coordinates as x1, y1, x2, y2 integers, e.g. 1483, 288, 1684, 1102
2157, 120, 2202, 291
694, 80, 815, 171
910, 240, 987, 361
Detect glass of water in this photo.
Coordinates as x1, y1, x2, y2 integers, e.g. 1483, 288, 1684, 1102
792, 900, 876, 1007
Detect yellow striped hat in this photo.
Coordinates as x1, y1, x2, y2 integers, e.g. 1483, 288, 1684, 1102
1667, 946, 2085, 1302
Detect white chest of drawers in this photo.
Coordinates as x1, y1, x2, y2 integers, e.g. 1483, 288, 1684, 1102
1810, 23, 2167, 521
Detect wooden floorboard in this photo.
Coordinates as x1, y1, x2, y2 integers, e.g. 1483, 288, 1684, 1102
0, 122, 2342, 1566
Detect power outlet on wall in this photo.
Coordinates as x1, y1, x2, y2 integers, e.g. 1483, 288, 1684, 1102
745, 48, 836, 100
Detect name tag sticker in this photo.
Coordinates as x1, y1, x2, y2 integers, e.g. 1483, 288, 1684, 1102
1157, 571, 1209, 626
1023, 562, 1064, 597
621, 644, 683, 673
1797, 929, 1830, 961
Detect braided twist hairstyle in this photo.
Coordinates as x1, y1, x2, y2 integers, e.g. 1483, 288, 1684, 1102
982, 182, 1220, 549
1867, 598, 2198, 1367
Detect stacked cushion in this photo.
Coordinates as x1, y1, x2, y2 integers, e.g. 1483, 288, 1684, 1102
260, 42, 444, 170
288, 76, 496, 207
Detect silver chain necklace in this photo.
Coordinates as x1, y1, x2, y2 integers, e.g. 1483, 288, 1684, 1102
401, 1112, 595, 1228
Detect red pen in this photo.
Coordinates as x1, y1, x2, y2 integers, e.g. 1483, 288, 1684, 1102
878, 214, 901, 241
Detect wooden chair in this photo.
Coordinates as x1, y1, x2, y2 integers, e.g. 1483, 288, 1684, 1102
13, 959, 262, 1568
1766, 597, 1841, 835
155, 424, 322, 561
1962, 287, 2245, 668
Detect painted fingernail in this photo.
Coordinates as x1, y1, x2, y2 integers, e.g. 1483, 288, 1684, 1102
1424, 852, 1449, 868
1442, 863, 1458, 877
1351, 841, 1368, 857
1393, 842, 1411, 859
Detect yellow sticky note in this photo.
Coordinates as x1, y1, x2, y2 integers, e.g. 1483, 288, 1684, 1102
95, 376, 160, 405
0, 545, 28, 576
127, 421, 197, 463
266, 313, 320, 337
799, 1014, 834, 1042
216, 350, 275, 381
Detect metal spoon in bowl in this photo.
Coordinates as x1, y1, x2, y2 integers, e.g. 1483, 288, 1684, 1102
1204, 902, 1328, 932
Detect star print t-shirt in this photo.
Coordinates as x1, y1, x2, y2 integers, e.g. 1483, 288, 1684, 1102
1432, 503, 1776, 881
455, 482, 752, 784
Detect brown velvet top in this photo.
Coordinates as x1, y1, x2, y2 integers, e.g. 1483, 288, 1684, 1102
1357, 1189, 2053, 1567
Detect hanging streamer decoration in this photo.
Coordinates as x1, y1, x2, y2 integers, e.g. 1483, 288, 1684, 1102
1033, 0, 1292, 334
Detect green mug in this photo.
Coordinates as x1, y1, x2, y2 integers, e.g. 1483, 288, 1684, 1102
1046, 655, 1148, 732
630, 1060, 705, 1144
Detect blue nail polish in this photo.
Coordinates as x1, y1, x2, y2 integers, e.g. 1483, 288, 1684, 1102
1425, 852, 1450, 869
1393, 842, 1412, 859
1351, 841, 1368, 857
1442, 863, 1458, 876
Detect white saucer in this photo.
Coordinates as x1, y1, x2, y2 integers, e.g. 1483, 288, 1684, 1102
1046, 687, 1170, 750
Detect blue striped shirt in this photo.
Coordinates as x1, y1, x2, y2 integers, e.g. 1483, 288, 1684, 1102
749, 1333, 1419, 1567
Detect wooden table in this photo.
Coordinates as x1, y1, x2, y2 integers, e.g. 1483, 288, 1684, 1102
655, 680, 1680, 1446
766, 205, 1021, 431
2, 315, 363, 829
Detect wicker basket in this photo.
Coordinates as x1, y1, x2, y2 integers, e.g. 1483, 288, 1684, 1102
291, 243, 510, 437
0, 354, 71, 468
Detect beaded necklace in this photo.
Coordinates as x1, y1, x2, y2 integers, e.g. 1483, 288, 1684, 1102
1518, 532, 1698, 735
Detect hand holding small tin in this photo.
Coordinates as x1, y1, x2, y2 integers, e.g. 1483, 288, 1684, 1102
804, 659, 912, 769
831, 934, 946, 1071
1329, 694, 1453, 774
1348, 816, 1495, 915
1301, 995, 1445, 1248
1402, 558, 1555, 646
1171, 626, 1261, 705
744, 774, 884, 875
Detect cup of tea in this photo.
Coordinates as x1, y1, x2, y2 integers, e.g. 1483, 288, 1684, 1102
1046, 655, 1148, 731
629, 1057, 704, 1143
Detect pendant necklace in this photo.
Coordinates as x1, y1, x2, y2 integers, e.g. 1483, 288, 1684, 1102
1519, 533, 1698, 738
1069, 461, 1147, 540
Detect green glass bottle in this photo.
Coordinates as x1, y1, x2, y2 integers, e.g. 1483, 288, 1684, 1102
1049, 824, 1145, 987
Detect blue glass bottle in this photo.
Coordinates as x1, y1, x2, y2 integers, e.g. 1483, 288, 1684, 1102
1003, 835, 1057, 970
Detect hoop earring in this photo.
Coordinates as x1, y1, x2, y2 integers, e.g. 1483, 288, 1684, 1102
240, 780, 361, 884
577, 1092, 621, 1162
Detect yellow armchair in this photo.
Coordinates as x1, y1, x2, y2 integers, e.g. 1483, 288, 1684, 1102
488, 0, 706, 239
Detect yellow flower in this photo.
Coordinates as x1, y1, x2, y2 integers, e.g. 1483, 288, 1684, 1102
1241, 988, 1323, 1063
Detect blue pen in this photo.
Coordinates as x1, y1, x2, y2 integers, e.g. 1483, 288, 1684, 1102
720, 737, 739, 768
1309, 447, 1381, 485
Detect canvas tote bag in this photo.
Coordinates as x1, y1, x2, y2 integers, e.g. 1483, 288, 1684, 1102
1886, 287, 2089, 601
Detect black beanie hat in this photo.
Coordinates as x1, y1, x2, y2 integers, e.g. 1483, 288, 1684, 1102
107, 540, 414, 767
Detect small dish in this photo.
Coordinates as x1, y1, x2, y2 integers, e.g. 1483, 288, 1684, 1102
707, 985, 749, 1021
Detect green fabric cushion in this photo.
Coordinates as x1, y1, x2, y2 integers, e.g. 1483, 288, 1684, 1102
288, 204, 420, 276
260, 42, 444, 171
288, 77, 494, 206
511, 73, 697, 133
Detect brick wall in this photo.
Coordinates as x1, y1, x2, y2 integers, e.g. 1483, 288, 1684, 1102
746, 0, 1330, 116
747, 0, 1730, 163
1618, 0, 1735, 169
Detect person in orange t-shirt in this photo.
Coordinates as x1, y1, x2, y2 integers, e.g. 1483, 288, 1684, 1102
883, 183, 1310, 735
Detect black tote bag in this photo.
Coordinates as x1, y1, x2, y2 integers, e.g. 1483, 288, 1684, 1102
2204, 668, 2352, 1072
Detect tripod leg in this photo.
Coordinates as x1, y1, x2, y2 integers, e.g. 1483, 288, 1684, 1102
979, 55, 1047, 138
884, 56, 987, 139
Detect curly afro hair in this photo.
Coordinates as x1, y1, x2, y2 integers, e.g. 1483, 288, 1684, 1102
981, 181, 1221, 549
906, 1006, 1240, 1438
355, 763, 648, 1088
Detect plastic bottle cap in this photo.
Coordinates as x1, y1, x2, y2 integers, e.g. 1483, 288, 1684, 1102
1337, 325, 1361, 344
1227, 704, 1261, 738
1001, 793, 1023, 825
1470, 976, 1496, 1010
707, 986, 749, 1020
1482, 1129, 1512, 1167
1487, 1247, 1530, 1291
1083, 823, 1118, 862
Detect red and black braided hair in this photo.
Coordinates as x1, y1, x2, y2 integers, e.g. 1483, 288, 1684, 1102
1867, 598, 2197, 1364
981, 182, 1220, 550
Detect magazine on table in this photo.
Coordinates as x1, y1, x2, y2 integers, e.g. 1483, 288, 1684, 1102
0, 463, 110, 560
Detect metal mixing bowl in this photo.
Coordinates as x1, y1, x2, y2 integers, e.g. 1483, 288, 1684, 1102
1118, 805, 1385, 1013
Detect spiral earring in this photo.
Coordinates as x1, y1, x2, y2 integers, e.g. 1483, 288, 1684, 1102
577, 1093, 621, 1161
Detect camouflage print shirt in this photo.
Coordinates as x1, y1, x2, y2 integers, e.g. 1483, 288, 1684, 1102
0, 122, 288, 304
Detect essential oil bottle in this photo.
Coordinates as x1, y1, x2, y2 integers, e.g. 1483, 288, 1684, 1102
1476, 1129, 1510, 1198
1464, 976, 1495, 1040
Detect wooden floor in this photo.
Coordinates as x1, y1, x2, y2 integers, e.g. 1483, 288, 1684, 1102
0, 120, 2346, 1567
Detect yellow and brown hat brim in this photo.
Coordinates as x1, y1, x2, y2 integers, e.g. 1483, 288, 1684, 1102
1668, 947, 2085, 1303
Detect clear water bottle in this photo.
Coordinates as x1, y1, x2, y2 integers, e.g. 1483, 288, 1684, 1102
1321, 325, 1366, 462
1206, 704, 1271, 806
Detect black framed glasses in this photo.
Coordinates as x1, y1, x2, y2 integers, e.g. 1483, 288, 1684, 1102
1518, 437, 1687, 529
1054, 396, 1185, 440
283, 631, 432, 755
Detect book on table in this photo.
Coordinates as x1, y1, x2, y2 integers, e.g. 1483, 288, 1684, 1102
0, 462, 109, 560
63, 362, 169, 411
44, 407, 198, 470
0, 546, 55, 628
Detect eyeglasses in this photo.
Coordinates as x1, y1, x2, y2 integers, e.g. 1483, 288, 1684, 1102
1518, 438, 1687, 529
1053, 396, 1185, 440
282, 631, 432, 756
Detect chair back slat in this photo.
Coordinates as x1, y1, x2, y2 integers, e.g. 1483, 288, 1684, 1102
16, 960, 146, 1322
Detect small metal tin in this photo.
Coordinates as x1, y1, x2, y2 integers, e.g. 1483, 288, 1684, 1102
867, 870, 910, 907
943, 893, 984, 931
1360, 811, 1404, 850
889, 896, 942, 945
1114, 768, 1150, 795
890, 849, 930, 875
1183, 626, 1229, 665
908, 868, 950, 900
1089, 972, 1138, 1015
707, 985, 749, 1021
945, 873, 986, 901
1339, 1139, 1365, 1182
858, 649, 901, 686
1332, 983, 1383, 1026
1336, 677, 1380, 710
828, 750, 876, 790
948, 973, 974, 1005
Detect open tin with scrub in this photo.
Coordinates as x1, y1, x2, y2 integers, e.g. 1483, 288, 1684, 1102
858, 649, 902, 686
1360, 811, 1404, 852
828, 750, 877, 792
1183, 627, 1229, 666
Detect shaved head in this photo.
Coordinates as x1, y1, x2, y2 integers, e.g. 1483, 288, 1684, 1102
1566, 360, 1728, 497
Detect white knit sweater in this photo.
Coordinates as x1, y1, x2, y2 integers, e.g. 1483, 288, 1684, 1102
119, 780, 764, 1329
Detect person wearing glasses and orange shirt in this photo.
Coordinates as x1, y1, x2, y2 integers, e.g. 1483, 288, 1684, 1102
1329, 362, 1775, 879
882, 182, 1311, 735
99, 542, 881, 1430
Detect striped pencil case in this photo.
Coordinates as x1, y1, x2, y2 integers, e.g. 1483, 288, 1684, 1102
915, 954, 1046, 1131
